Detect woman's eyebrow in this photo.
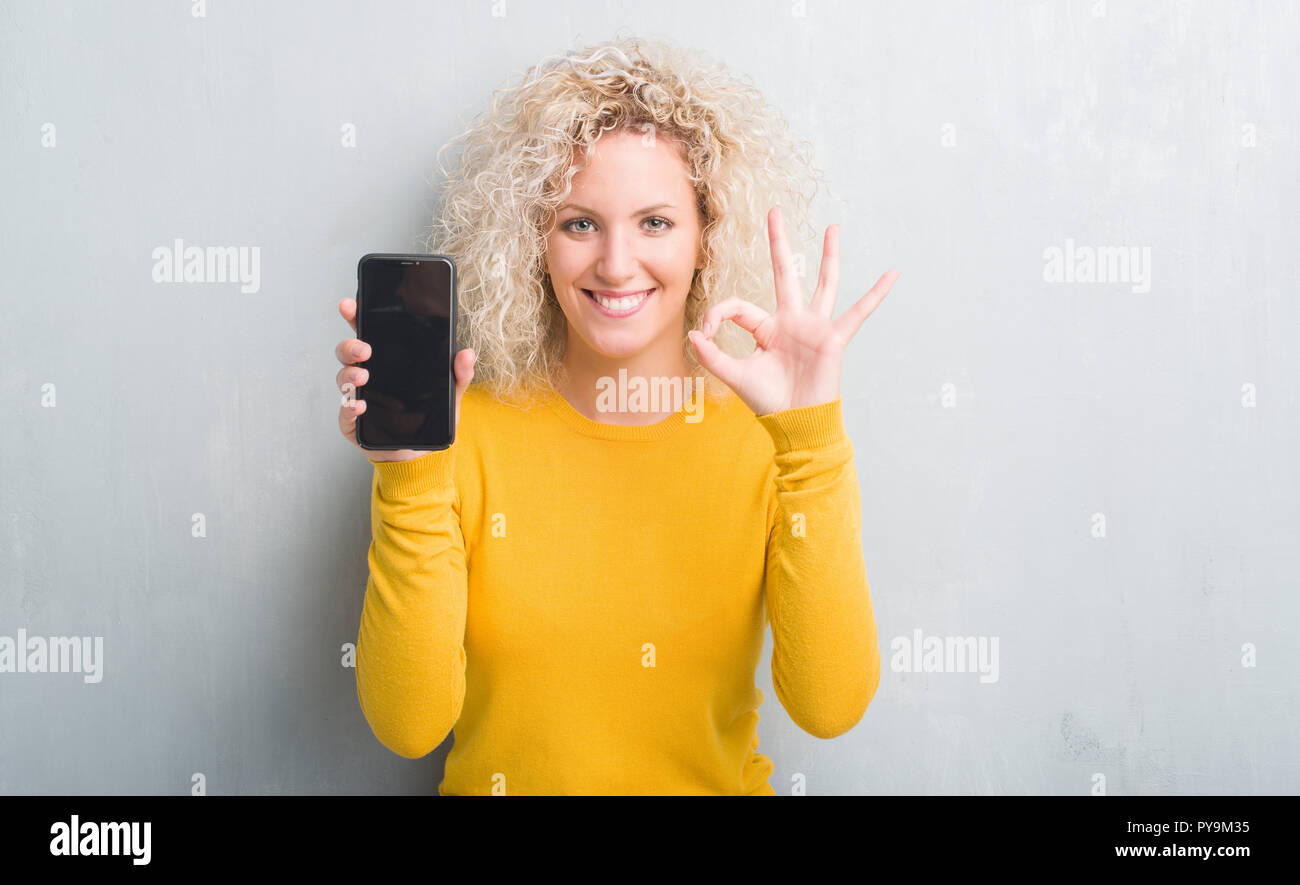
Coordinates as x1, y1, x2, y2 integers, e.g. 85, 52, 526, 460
557, 202, 674, 216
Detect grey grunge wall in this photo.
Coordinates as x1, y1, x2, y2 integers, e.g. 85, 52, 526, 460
2, 0, 1296, 795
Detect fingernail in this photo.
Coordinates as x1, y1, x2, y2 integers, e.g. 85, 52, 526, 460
703, 322, 712, 336
353, 345, 364, 358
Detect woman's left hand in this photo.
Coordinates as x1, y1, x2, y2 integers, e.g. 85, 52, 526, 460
688, 206, 899, 417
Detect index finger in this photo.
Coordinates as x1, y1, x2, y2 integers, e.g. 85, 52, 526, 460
339, 298, 357, 334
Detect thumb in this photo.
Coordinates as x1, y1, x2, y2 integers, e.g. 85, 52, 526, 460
452, 348, 475, 430
688, 329, 744, 391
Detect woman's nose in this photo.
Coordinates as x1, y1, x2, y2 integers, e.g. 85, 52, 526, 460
595, 228, 638, 281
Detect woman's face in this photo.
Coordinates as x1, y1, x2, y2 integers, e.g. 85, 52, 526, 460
545, 128, 703, 366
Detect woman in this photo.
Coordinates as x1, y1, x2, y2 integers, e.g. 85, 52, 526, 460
334, 36, 899, 795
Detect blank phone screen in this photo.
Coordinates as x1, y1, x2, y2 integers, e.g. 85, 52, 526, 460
356, 256, 454, 449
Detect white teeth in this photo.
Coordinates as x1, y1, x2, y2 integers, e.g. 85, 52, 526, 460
589, 289, 650, 310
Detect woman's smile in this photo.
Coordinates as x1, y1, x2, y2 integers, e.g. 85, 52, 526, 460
583, 287, 655, 317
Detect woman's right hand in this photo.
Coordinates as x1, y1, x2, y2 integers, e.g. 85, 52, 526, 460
336, 297, 475, 463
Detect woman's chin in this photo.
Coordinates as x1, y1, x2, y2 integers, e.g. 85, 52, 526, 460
579, 328, 658, 359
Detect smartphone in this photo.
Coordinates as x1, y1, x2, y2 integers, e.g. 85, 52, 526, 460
354, 253, 457, 451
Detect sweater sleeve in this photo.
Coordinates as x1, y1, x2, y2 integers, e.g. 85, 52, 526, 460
756, 398, 882, 740
355, 448, 468, 758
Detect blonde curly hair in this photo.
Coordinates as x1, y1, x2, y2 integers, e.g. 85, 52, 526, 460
421, 33, 829, 407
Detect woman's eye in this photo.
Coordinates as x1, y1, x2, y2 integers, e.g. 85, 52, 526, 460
564, 218, 593, 233
645, 217, 671, 231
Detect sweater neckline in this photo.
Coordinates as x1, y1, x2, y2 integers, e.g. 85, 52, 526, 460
540, 382, 694, 441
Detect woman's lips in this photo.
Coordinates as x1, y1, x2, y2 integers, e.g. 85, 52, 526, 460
583, 287, 654, 317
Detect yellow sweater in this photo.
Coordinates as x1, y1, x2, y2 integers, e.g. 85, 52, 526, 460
355, 381, 881, 795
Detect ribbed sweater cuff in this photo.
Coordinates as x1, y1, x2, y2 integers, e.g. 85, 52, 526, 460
369, 448, 456, 498
756, 398, 848, 452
